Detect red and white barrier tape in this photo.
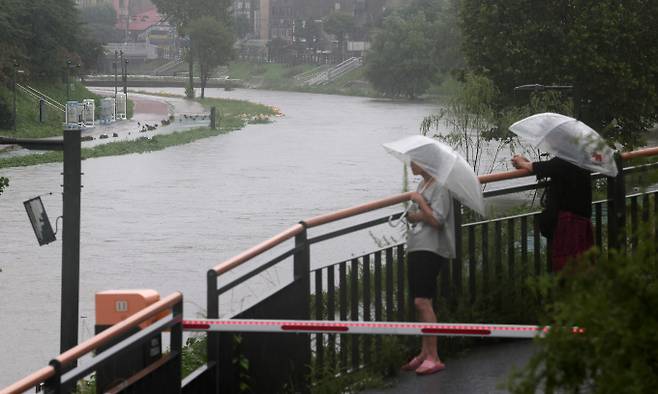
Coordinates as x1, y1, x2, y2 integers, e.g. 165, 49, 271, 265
182, 319, 583, 338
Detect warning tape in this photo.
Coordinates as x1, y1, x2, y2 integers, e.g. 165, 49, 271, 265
182, 319, 584, 338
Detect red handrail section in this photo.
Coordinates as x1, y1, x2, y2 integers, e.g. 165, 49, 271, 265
210, 147, 658, 277
0, 292, 182, 394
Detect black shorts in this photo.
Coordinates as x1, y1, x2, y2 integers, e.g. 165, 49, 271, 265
408, 251, 445, 299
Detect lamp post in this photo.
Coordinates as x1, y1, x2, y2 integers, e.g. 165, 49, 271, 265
65, 61, 80, 102
0, 124, 82, 363
113, 50, 118, 98
12, 62, 19, 131
123, 58, 128, 99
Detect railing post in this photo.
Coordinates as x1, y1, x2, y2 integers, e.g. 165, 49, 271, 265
43, 359, 62, 394
170, 299, 183, 392
451, 200, 463, 305
607, 152, 626, 251
293, 222, 311, 393
206, 270, 220, 394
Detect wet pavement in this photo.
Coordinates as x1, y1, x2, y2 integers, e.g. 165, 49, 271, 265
0, 90, 209, 157
363, 340, 537, 394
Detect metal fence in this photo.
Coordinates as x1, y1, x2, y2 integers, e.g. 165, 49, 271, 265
198, 149, 658, 393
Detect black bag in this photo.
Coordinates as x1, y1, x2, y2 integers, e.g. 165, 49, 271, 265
538, 187, 558, 239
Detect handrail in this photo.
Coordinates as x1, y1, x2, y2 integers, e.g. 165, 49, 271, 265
621, 146, 658, 160
212, 224, 305, 274
1, 292, 182, 394
209, 147, 658, 279
0, 366, 55, 394
56, 292, 181, 365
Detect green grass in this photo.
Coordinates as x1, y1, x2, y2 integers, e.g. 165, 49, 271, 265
0, 81, 134, 139
0, 96, 275, 169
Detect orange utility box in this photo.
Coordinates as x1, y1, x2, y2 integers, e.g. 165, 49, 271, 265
94, 289, 163, 393
95, 289, 160, 328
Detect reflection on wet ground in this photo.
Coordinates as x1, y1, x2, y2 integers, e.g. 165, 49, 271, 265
363, 340, 537, 394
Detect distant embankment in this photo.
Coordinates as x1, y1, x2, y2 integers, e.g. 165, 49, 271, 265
82, 75, 243, 88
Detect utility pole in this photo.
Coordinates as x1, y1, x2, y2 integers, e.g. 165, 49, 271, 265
114, 50, 118, 98
60, 123, 82, 359
12, 62, 18, 131
65, 60, 72, 101
0, 125, 82, 362
123, 58, 129, 100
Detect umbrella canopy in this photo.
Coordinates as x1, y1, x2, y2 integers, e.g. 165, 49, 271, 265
509, 112, 618, 177
383, 135, 485, 216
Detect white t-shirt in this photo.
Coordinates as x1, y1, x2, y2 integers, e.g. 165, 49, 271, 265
406, 180, 456, 259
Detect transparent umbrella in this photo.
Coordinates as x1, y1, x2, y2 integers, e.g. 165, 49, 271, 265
509, 112, 618, 177
383, 135, 485, 216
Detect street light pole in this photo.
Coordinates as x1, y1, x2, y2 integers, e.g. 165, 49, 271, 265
123, 58, 128, 99
114, 50, 118, 98
12, 62, 18, 131
60, 124, 82, 358
65, 60, 74, 101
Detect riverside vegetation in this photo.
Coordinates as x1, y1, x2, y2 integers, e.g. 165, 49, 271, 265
0, 94, 276, 169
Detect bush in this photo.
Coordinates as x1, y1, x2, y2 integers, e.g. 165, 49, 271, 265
0, 94, 14, 129
507, 227, 658, 393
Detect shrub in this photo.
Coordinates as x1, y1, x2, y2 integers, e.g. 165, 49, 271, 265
507, 226, 658, 393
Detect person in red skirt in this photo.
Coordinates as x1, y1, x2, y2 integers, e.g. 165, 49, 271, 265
511, 155, 594, 272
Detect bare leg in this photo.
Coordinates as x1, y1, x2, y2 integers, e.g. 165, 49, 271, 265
415, 297, 441, 363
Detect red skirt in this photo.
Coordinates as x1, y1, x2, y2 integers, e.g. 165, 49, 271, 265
550, 211, 594, 272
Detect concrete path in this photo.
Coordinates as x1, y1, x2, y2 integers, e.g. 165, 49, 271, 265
0, 90, 209, 157
362, 340, 537, 394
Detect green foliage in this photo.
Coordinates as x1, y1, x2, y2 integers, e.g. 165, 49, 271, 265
188, 16, 235, 98
508, 228, 658, 393
0, 82, 101, 137
80, 3, 121, 44
0, 176, 8, 195
0, 96, 275, 169
460, 0, 658, 147
181, 335, 207, 378
0, 0, 101, 81
151, 0, 231, 30
365, 0, 462, 98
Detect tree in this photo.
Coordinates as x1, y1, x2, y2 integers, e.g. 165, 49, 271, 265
460, 0, 658, 147
323, 12, 354, 60
80, 3, 121, 44
365, 0, 463, 99
365, 11, 437, 98
0, 0, 100, 81
152, 0, 232, 98
188, 17, 234, 98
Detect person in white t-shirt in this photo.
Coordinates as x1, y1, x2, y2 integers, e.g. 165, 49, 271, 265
400, 161, 455, 375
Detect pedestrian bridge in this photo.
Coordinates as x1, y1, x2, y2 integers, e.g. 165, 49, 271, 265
2, 147, 658, 394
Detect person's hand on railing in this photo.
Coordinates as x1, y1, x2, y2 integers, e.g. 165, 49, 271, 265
511, 154, 533, 172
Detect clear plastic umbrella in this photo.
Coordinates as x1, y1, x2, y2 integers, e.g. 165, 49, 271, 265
383, 135, 486, 216
509, 112, 618, 177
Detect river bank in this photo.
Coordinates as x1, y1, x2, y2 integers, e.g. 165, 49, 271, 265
0, 91, 277, 169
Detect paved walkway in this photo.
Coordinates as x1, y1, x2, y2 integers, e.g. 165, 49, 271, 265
1, 90, 208, 156
363, 340, 536, 394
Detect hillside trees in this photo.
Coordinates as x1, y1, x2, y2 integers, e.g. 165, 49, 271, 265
0, 0, 100, 82
365, 0, 462, 98
188, 17, 234, 98
460, 0, 658, 147
152, 0, 233, 98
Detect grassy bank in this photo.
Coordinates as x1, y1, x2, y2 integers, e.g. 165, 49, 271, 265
0, 82, 134, 139
227, 61, 379, 97
0, 97, 275, 169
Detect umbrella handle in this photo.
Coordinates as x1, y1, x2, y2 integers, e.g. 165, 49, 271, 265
388, 204, 412, 228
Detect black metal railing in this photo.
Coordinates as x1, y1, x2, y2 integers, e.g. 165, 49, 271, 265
2, 293, 183, 394
199, 149, 658, 394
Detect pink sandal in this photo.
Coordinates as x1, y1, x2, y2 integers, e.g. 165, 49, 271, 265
415, 359, 446, 375
401, 356, 424, 371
